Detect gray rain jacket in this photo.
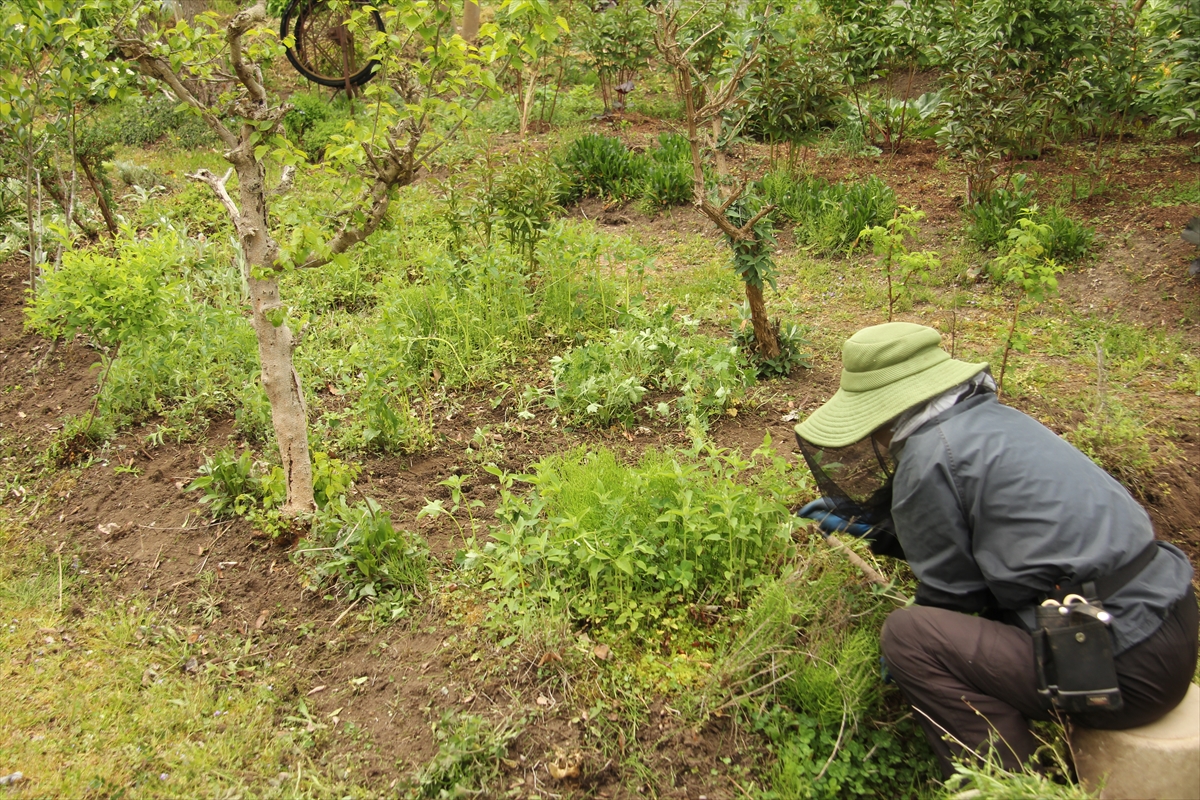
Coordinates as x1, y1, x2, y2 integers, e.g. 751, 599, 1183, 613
891, 392, 1193, 654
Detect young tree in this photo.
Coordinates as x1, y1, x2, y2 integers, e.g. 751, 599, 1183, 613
651, 2, 780, 360
69, 0, 497, 514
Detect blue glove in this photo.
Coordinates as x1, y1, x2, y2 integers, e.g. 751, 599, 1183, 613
797, 497, 874, 538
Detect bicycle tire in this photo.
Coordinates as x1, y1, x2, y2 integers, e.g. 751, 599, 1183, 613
281, 0, 384, 88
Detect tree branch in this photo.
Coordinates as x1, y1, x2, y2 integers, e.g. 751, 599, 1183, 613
186, 168, 246, 231
227, 3, 268, 108
114, 37, 239, 150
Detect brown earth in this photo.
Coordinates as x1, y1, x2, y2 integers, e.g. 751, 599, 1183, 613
1, 126, 1197, 796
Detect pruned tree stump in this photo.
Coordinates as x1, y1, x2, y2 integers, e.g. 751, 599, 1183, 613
1071, 682, 1200, 800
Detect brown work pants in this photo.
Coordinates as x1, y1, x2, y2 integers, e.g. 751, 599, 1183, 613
880, 585, 1198, 778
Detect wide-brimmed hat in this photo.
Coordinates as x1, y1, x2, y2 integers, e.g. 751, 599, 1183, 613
794, 322, 988, 448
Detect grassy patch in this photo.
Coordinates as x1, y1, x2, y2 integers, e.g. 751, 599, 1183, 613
0, 522, 372, 798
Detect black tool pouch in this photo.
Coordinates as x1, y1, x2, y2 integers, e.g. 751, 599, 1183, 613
1033, 595, 1123, 713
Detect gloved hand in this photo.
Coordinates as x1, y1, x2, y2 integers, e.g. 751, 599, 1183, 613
797, 497, 875, 538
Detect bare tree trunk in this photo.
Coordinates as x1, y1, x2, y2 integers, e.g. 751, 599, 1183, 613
460, 0, 480, 41
712, 116, 726, 176
233, 159, 315, 515
176, 0, 206, 23
78, 158, 119, 238
744, 283, 778, 358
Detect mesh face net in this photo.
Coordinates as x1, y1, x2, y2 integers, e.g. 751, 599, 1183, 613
796, 433, 896, 526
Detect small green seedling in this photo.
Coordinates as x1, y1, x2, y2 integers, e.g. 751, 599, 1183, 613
859, 206, 941, 321
993, 212, 1063, 398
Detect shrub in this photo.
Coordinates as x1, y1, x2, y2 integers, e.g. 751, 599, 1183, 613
111, 94, 216, 149
642, 133, 693, 209
1040, 206, 1094, 264
410, 712, 519, 799
1067, 399, 1161, 492
296, 497, 429, 605
282, 90, 351, 161
464, 440, 797, 631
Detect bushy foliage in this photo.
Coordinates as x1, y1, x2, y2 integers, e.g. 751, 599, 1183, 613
578, 1, 656, 112
544, 307, 751, 428
188, 448, 359, 519
464, 440, 798, 632
282, 90, 352, 162
109, 94, 216, 149
967, 177, 1094, 263
409, 712, 518, 799
1141, 0, 1200, 138
642, 133, 693, 208
965, 173, 1037, 250
740, 6, 843, 143
733, 314, 812, 378
28, 226, 259, 437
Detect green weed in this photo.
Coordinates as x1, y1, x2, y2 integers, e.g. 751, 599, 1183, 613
464, 439, 799, 632
296, 497, 430, 609
409, 712, 519, 799
543, 307, 752, 428
558, 133, 648, 202
758, 170, 896, 254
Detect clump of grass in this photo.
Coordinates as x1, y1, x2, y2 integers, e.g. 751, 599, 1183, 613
758, 169, 896, 254
712, 542, 936, 798
558, 133, 648, 202
1067, 398, 1164, 492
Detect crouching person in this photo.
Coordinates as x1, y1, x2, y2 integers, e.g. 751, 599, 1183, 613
793, 322, 1197, 777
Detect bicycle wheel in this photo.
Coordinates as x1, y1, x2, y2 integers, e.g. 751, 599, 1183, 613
281, 0, 384, 88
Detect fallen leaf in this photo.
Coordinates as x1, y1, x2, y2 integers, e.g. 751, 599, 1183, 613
97, 522, 120, 536
536, 694, 552, 707
307, 685, 327, 696
254, 609, 270, 630
538, 651, 563, 666
547, 748, 582, 780
593, 644, 611, 661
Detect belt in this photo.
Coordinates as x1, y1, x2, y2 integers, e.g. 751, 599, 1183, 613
1048, 540, 1160, 603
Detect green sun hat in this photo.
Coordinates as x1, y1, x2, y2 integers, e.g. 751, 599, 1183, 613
795, 322, 988, 448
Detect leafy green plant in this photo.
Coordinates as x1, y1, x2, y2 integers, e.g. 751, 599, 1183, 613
493, 146, 565, 268
463, 440, 797, 632
1142, 0, 1200, 140
282, 89, 351, 162
409, 712, 519, 799
558, 133, 647, 203
993, 213, 1064, 398
859, 207, 941, 321
578, 0, 656, 113
641, 133, 693, 209
543, 307, 751, 428
297, 497, 429, 605
965, 174, 1037, 251
109, 94, 216, 150
731, 304, 812, 379
758, 170, 896, 254
1039, 206, 1094, 264
1067, 399, 1157, 492
968, 178, 1093, 263
188, 448, 358, 526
